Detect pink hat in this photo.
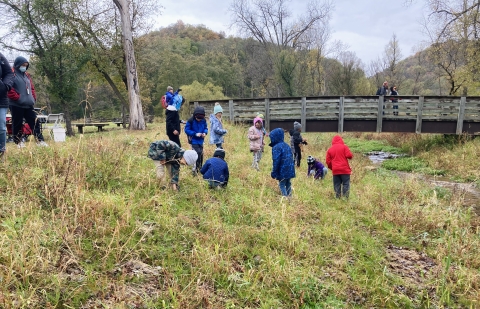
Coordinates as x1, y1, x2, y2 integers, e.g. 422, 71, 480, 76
253, 117, 263, 125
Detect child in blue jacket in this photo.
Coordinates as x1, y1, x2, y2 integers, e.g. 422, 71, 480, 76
269, 128, 296, 197
185, 106, 208, 174
201, 148, 229, 189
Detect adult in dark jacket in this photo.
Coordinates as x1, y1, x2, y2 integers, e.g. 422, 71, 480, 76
7, 56, 47, 147
0, 53, 14, 156
269, 128, 295, 197
326, 135, 353, 198
200, 148, 229, 189
165, 86, 182, 146
185, 106, 208, 174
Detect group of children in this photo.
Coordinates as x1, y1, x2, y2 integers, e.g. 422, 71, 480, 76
148, 102, 353, 199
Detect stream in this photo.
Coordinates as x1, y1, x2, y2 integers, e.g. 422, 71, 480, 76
366, 152, 480, 215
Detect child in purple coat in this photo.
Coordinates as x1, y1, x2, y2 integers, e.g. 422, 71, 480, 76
307, 155, 328, 180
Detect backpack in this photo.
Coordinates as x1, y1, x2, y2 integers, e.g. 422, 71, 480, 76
161, 95, 168, 109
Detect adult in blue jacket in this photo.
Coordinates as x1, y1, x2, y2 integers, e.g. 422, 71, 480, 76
185, 106, 208, 174
200, 148, 229, 189
0, 53, 14, 156
269, 128, 295, 197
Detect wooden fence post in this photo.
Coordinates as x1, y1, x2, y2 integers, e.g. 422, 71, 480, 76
376, 96, 383, 133
415, 96, 424, 134
265, 98, 270, 132
301, 97, 307, 132
456, 97, 466, 134
229, 99, 234, 122
338, 96, 344, 133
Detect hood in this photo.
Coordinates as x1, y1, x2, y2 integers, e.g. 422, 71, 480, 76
193, 106, 205, 117
269, 128, 284, 146
14, 56, 29, 70
331, 135, 345, 145
253, 117, 263, 126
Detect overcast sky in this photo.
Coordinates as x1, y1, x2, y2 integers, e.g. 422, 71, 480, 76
153, 0, 431, 65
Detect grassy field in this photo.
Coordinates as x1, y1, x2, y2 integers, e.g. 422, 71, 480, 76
0, 122, 479, 308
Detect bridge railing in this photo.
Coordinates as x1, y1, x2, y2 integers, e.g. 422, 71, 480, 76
191, 96, 480, 134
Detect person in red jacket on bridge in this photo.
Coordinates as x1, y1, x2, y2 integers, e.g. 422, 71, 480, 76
326, 135, 353, 199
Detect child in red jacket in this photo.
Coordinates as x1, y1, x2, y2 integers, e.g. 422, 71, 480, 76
326, 135, 353, 198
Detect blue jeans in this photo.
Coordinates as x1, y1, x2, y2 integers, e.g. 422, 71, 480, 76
278, 178, 292, 197
0, 107, 7, 152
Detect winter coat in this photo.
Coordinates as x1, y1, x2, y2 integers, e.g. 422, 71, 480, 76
247, 125, 264, 151
200, 157, 229, 185
148, 140, 185, 162
209, 114, 227, 145
326, 135, 353, 175
165, 90, 179, 105
269, 128, 295, 180
8, 56, 36, 109
308, 160, 326, 180
185, 117, 208, 145
0, 53, 14, 108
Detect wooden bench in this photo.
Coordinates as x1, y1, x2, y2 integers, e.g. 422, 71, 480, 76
113, 121, 124, 127
73, 123, 109, 134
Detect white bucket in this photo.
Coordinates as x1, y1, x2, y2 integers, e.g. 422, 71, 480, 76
52, 127, 66, 142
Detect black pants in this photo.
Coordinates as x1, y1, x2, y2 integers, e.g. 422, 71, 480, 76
10, 105, 44, 144
333, 174, 350, 198
294, 144, 301, 167
167, 132, 181, 147
192, 144, 204, 172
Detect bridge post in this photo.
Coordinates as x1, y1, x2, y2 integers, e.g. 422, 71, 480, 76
456, 97, 466, 134
229, 99, 234, 122
338, 97, 344, 133
376, 96, 384, 133
301, 97, 307, 132
265, 98, 270, 132
415, 96, 424, 134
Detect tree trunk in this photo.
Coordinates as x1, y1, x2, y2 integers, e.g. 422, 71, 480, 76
112, 0, 145, 130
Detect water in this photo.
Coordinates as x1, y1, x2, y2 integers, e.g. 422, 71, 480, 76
366, 152, 480, 214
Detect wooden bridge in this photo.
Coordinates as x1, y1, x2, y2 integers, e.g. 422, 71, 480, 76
192, 96, 480, 135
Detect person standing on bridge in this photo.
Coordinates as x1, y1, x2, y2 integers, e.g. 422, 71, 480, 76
390, 86, 399, 116
326, 135, 353, 199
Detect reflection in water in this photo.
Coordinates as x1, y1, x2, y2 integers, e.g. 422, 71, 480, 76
365, 152, 480, 215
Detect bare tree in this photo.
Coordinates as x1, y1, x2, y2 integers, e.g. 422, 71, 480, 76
382, 34, 405, 88
230, 0, 333, 96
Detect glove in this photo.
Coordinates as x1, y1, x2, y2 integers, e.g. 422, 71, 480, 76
177, 88, 182, 92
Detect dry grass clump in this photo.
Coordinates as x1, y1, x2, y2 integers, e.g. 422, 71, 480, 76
0, 124, 478, 308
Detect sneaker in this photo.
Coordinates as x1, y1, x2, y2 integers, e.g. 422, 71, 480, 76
17, 142, 26, 149
37, 141, 49, 147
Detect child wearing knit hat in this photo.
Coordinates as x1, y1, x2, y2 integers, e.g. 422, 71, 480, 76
289, 121, 307, 168
209, 102, 227, 148
148, 140, 198, 191
200, 148, 229, 189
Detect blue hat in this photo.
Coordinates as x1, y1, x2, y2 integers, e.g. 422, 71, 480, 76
214, 102, 223, 114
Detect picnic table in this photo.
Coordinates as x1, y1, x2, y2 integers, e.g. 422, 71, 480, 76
73, 123, 109, 134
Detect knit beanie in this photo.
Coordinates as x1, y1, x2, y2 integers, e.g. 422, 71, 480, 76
253, 117, 263, 125
213, 102, 223, 114
294, 121, 301, 131
183, 150, 198, 166
256, 112, 264, 119
213, 148, 225, 159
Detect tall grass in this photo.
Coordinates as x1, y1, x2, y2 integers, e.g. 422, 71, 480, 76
0, 125, 478, 308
